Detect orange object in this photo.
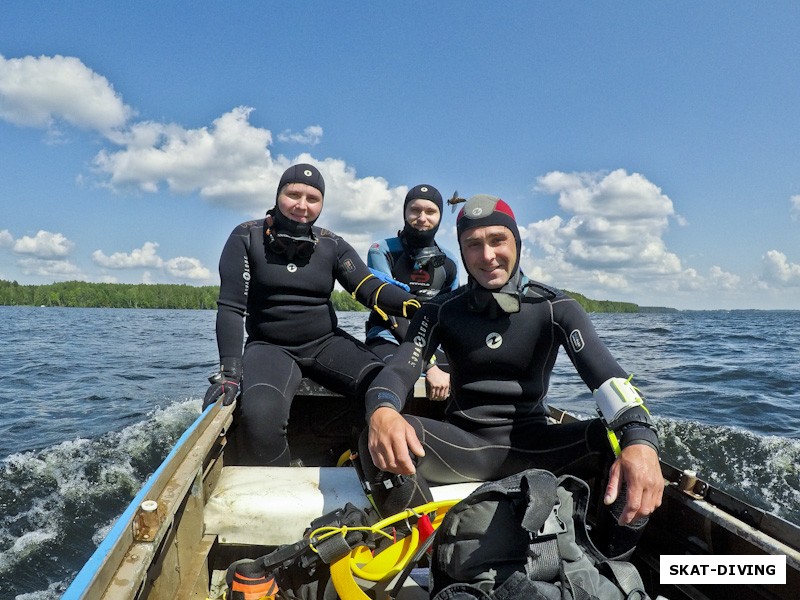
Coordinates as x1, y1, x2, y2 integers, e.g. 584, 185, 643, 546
229, 571, 278, 600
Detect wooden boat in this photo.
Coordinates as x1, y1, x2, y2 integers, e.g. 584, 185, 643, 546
63, 381, 799, 600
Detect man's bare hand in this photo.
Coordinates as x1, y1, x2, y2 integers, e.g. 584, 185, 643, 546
425, 365, 450, 401
368, 407, 425, 474
604, 443, 663, 525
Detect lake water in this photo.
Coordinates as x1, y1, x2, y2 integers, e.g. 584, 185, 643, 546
1, 306, 798, 598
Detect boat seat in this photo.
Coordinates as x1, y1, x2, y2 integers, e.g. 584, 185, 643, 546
204, 466, 480, 546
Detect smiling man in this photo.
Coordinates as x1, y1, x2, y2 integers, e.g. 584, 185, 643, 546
359, 194, 663, 559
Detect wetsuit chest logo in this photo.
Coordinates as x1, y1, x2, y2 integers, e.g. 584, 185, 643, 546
287, 263, 298, 273
485, 332, 503, 349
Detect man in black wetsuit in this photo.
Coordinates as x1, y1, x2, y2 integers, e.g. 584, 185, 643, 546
203, 163, 421, 466
365, 184, 459, 401
359, 194, 663, 557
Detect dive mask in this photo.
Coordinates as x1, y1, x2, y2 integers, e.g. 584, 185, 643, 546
412, 247, 446, 270
265, 214, 317, 260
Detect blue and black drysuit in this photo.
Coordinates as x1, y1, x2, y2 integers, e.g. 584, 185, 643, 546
365, 234, 458, 370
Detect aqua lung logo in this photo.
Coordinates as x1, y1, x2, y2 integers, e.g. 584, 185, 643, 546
408, 316, 431, 368
243, 256, 251, 295
420, 186, 429, 192
303, 169, 313, 177
485, 332, 502, 349
569, 329, 585, 353
287, 263, 297, 273
470, 207, 484, 217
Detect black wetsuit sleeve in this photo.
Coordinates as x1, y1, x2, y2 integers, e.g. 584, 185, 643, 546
335, 236, 418, 318
551, 297, 628, 390
365, 302, 440, 416
214, 226, 249, 362
552, 296, 659, 451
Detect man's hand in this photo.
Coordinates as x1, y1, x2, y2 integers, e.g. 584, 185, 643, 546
425, 365, 450, 401
604, 443, 663, 525
368, 407, 425, 475
202, 358, 242, 409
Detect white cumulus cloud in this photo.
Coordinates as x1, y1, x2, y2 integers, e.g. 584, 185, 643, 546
91, 241, 164, 268
534, 169, 678, 271
12, 230, 74, 258
528, 169, 682, 286
0, 54, 133, 135
0, 55, 408, 258
18, 257, 83, 279
277, 125, 323, 145
707, 265, 741, 289
164, 256, 211, 280
91, 111, 406, 253
761, 250, 800, 287
519, 169, 752, 304
91, 241, 212, 282
94, 107, 275, 206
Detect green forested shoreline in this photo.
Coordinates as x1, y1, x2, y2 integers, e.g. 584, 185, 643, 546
0, 279, 643, 313
0, 279, 220, 309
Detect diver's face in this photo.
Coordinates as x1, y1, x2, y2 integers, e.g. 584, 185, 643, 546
277, 183, 323, 223
404, 199, 441, 232
460, 225, 516, 289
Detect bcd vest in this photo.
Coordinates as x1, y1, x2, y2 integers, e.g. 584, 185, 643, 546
430, 468, 653, 600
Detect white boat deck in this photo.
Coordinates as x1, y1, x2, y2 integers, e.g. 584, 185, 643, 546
204, 466, 480, 546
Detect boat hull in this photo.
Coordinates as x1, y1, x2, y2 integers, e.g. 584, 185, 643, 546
63, 385, 799, 600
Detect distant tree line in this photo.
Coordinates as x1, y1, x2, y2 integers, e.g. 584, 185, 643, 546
0, 280, 370, 311
0, 279, 643, 313
563, 290, 640, 313
0, 279, 219, 309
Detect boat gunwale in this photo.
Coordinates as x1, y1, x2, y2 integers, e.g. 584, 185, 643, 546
62, 402, 235, 599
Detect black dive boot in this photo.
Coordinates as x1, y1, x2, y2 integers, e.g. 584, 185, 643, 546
592, 485, 649, 560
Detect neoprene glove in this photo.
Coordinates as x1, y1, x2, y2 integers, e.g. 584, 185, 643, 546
202, 357, 242, 409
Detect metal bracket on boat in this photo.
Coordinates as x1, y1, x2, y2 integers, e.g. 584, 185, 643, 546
678, 469, 706, 499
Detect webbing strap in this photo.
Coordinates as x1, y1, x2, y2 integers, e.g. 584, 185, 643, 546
315, 533, 356, 564
520, 470, 559, 533
561, 561, 600, 600
603, 561, 649, 599
524, 537, 560, 582
521, 471, 563, 582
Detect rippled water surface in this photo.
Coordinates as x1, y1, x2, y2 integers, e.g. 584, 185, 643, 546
1, 307, 798, 599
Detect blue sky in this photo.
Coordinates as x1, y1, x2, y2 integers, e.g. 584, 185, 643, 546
1, 2, 799, 310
